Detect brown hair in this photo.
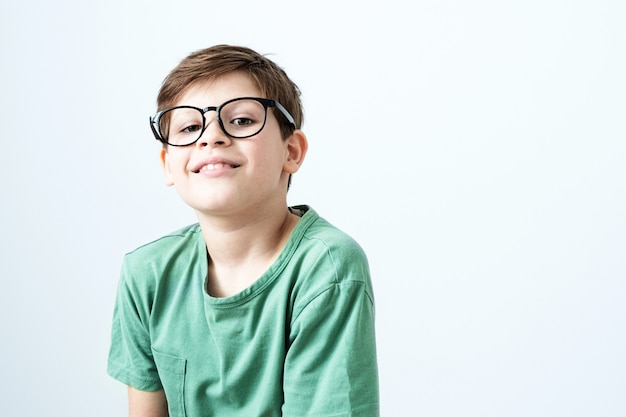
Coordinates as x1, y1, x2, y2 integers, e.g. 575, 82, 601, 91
156, 44, 303, 139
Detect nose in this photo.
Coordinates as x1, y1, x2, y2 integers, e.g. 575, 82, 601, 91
196, 117, 232, 148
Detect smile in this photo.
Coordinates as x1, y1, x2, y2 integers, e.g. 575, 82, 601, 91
195, 163, 240, 173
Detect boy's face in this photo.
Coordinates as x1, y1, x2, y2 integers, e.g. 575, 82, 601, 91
160, 72, 307, 218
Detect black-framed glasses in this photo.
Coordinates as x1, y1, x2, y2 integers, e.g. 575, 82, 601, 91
150, 97, 296, 147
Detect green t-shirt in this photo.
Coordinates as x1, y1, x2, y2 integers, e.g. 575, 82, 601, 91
107, 206, 379, 416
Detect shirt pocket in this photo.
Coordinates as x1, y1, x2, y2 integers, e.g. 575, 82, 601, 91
152, 350, 187, 417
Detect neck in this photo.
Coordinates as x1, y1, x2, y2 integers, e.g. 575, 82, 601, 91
201, 207, 295, 262
196, 202, 300, 297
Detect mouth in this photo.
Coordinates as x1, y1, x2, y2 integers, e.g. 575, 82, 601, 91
193, 162, 241, 174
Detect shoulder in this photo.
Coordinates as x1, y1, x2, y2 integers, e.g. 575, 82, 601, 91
304, 216, 366, 260
120, 223, 204, 290
288, 207, 373, 305
296, 207, 370, 279
127, 223, 201, 254
124, 223, 202, 264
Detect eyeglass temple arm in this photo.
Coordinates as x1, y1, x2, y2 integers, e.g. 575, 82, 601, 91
149, 116, 163, 142
273, 101, 296, 127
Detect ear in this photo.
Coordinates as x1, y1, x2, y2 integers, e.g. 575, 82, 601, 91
283, 130, 308, 174
159, 148, 175, 186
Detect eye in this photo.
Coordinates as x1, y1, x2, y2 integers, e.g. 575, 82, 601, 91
231, 117, 254, 126
167, 108, 204, 137
181, 124, 203, 133
220, 99, 265, 135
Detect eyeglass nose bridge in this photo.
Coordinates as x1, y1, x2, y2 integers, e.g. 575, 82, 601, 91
195, 105, 231, 145
197, 105, 228, 142
200, 105, 219, 118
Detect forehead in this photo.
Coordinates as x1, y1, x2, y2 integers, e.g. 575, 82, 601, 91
174, 72, 263, 107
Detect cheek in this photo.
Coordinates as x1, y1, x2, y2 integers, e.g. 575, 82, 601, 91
264, 146, 289, 176
247, 140, 285, 168
166, 153, 189, 174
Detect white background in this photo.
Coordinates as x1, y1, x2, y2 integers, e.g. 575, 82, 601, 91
1, 1, 625, 416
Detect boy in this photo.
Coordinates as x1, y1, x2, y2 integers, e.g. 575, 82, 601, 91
107, 44, 379, 417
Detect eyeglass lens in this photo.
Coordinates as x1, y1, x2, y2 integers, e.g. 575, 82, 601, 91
159, 99, 268, 146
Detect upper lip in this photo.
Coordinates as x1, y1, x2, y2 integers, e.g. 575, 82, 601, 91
190, 157, 241, 173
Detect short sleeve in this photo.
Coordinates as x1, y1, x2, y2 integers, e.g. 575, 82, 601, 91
107, 259, 163, 391
282, 282, 380, 417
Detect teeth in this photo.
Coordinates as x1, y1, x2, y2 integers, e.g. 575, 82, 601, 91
201, 163, 229, 171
